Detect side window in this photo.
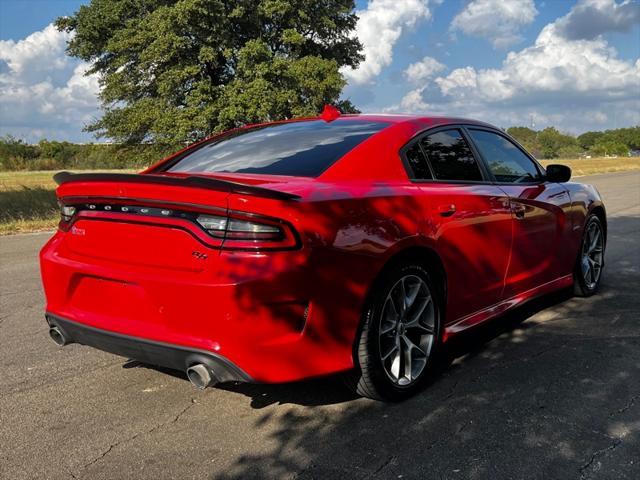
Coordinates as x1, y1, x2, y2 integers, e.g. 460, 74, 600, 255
419, 129, 483, 182
468, 129, 543, 183
405, 142, 432, 179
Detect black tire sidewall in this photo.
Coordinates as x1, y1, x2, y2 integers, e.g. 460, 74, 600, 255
574, 215, 605, 296
361, 263, 442, 401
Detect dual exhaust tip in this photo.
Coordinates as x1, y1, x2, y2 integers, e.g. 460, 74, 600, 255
49, 326, 71, 346
48, 325, 217, 390
186, 364, 218, 390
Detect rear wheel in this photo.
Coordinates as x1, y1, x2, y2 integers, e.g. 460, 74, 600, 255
574, 214, 605, 297
347, 262, 442, 401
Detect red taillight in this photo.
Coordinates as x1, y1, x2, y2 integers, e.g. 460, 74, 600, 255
58, 200, 299, 251
58, 202, 76, 231
196, 212, 299, 250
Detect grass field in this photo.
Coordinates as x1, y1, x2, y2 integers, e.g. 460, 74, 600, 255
539, 157, 640, 176
1, 157, 639, 235
0, 170, 135, 235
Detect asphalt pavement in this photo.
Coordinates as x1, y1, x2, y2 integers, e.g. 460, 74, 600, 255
1, 171, 639, 480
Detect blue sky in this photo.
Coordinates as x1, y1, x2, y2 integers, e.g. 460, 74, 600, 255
0, 0, 639, 142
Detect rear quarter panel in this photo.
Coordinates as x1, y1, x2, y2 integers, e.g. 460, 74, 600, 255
226, 182, 426, 369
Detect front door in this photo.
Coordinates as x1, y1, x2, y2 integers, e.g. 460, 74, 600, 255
465, 128, 572, 298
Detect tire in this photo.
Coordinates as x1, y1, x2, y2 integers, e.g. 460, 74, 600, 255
573, 214, 605, 297
346, 262, 443, 401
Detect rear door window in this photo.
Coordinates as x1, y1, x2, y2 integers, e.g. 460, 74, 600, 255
419, 129, 483, 182
166, 119, 390, 177
405, 142, 432, 179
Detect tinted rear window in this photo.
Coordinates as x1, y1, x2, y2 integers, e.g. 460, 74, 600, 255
405, 142, 432, 179
166, 119, 390, 177
419, 129, 483, 182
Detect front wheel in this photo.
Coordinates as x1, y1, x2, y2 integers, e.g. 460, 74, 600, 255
574, 214, 605, 297
346, 263, 442, 401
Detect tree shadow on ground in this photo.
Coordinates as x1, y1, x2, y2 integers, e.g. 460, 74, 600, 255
116, 215, 639, 479
218, 289, 573, 410
209, 214, 640, 480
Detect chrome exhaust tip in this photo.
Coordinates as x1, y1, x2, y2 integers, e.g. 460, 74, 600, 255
186, 364, 217, 390
49, 326, 69, 346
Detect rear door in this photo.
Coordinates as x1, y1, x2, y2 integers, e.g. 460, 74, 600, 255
465, 127, 572, 298
404, 127, 513, 324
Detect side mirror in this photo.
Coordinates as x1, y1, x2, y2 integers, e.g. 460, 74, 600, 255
546, 164, 571, 183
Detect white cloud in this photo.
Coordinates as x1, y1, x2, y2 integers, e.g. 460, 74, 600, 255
555, 0, 640, 40
435, 66, 478, 96
435, 23, 640, 102
404, 56, 445, 83
383, 86, 432, 113
0, 24, 71, 81
342, 0, 435, 85
451, 0, 538, 49
0, 24, 100, 142
386, 1, 640, 132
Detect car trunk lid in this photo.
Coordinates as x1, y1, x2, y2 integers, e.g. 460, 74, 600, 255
54, 171, 303, 269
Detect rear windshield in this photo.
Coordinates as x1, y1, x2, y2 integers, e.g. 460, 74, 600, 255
165, 119, 390, 177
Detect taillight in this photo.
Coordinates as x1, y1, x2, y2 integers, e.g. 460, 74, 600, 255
194, 215, 228, 237
58, 202, 76, 230
196, 212, 298, 249
57, 200, 299, 250
196, 214, 281, 240
60, 205, 76, 221
225, 219, 281, 240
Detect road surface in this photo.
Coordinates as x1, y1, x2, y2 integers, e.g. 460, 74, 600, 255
1, 171, 639, 479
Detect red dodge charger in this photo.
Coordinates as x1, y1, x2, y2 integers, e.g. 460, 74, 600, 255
40, 110, 606, 400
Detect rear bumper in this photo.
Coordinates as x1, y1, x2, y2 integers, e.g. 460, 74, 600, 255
46, 313, 252, 383
40, 229, 369, 383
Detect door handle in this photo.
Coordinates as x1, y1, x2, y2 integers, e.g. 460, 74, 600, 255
438, 204, 456, 217
512, 203, 526, 219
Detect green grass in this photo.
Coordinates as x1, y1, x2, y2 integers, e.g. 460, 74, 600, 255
0, 187, 59, 234
1, 158, 639, 235
539, 157, 640, 176
0, 170, 134, 235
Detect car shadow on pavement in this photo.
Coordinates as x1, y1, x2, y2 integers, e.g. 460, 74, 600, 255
216, 212, 639, 414
210, 270, 639, 479
113, 215, 638, 480
208, 213, 639, 479
216, 288, 573, 409
121, 288, 574, 410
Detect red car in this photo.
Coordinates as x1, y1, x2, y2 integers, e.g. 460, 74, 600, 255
40, 110, 606, 401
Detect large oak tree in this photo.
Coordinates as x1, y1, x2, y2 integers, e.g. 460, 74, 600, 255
56, 0, 363, 144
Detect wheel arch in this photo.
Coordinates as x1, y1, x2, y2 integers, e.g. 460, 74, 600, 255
376, 246, 447, 309
589, 204, 607, 242
352, 245, 448, 363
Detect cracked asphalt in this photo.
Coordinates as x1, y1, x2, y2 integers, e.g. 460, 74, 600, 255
1, 171, 639, 480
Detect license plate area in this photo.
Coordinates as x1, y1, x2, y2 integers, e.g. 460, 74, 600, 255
62, 218, 210, 272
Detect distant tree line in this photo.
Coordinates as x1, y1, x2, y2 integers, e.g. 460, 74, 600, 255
506, 126, 640, 159
1, 125, 639, 171
0, 136, 173, 171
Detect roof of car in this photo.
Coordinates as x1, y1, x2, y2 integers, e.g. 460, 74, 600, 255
337, 113, 497, 129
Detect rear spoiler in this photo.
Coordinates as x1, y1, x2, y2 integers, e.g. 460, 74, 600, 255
53, 171, 300, 201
